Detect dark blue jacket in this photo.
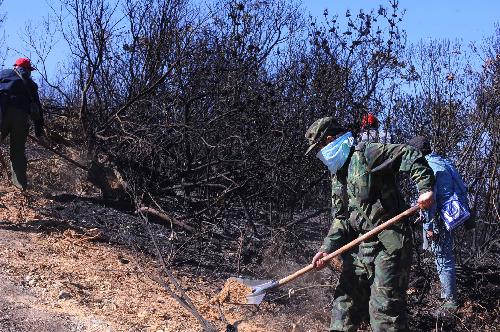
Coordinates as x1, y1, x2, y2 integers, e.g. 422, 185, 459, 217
0, 68, 44, 134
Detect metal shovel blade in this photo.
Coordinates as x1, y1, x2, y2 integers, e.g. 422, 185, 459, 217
231, 277, 278, 305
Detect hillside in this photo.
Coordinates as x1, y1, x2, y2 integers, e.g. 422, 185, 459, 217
0, 142, 498, 332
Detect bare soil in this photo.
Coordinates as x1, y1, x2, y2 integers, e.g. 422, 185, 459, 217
0, 186, 329, 332
0, 271, 83, 332
213, 279, 253, 305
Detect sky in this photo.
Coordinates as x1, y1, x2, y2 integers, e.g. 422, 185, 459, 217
307, 0, 499, 43
1, 0, 499, 79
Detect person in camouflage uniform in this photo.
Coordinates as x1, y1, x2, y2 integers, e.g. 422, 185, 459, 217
305, 117, 435, 332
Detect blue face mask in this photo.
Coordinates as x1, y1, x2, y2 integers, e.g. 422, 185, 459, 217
316, 131, 354, 173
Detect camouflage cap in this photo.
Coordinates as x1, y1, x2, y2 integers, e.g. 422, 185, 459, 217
304, 116, 346, 155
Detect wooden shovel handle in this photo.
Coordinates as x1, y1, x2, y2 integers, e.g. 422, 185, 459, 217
277, 205, 419, 287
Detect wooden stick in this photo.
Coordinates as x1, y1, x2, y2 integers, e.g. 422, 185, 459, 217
28, 135, 88, 171
136, 206, 195, 232
277, 205, 420, 286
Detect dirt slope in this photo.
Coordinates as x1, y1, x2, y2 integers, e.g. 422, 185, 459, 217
0, 187, 327, 332
0, 271, 82, 332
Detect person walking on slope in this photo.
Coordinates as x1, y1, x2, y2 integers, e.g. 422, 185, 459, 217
0, 58, 44, 190
358, 113, 379, 143
408, 136, 472, 311
358, 113, 392, 144
305, 117, 435, 332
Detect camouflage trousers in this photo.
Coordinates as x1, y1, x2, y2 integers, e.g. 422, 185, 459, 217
329, 238, 412, 332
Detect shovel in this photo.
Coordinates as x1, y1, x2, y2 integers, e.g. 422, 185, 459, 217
238, 205, 420, 305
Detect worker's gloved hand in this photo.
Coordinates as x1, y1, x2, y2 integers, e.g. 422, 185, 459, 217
312, 251, 327, 270
417, 191, 434, 210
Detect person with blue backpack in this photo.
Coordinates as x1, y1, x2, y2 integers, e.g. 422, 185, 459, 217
0, 58, 44, 190
408, 136, 472, 311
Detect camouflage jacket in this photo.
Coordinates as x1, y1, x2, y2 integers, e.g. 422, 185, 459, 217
320, 142, 435, 254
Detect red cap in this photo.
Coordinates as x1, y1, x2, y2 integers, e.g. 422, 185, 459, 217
361, 113, 379, 129
13, 58, 36, 71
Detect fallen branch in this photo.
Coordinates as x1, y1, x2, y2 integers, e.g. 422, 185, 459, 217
136, 206, 195, 232
28, 135, 88, 171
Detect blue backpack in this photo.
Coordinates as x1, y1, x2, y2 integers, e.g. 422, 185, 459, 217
439, 162, 471, 230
